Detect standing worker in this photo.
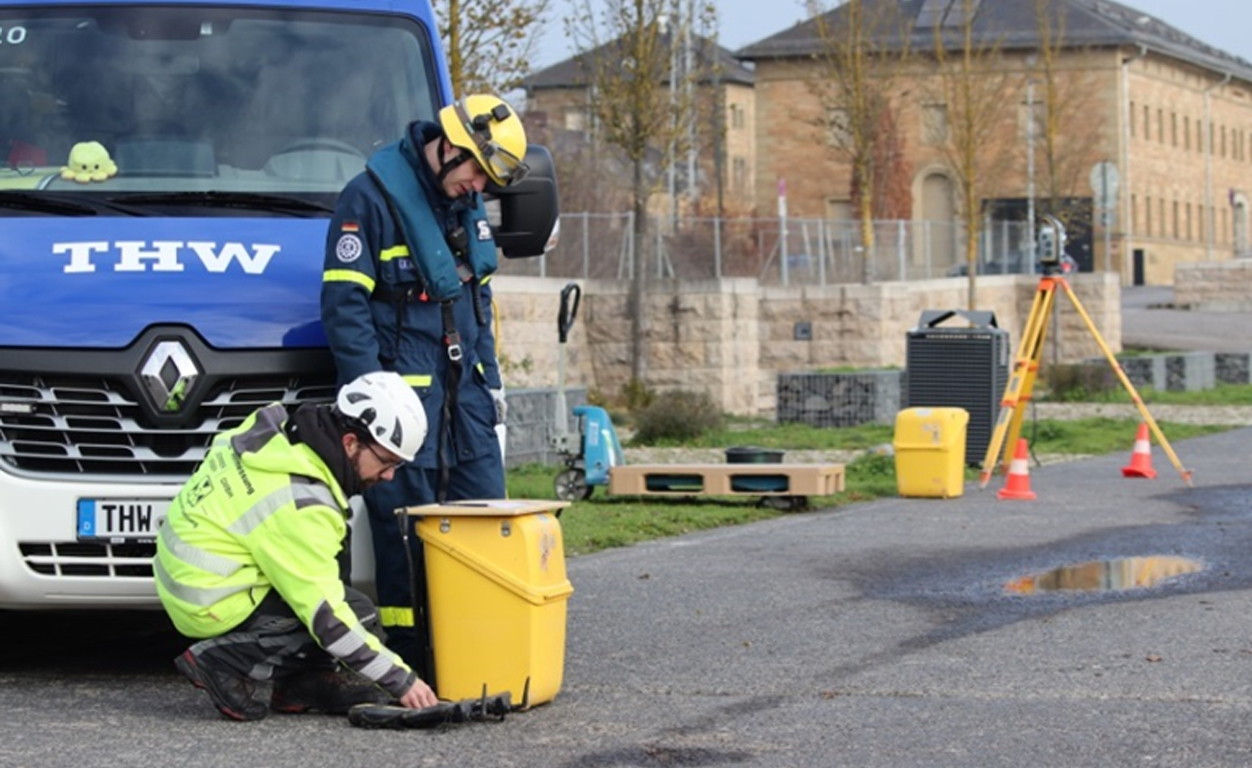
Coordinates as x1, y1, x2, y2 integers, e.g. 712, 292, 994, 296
320, 94, 530, 667
155, 372, 440, 721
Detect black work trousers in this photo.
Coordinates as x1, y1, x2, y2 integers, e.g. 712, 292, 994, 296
183, 587, 385, 683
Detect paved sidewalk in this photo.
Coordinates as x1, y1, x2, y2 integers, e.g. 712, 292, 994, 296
6, 426, 1250, 768
1122, 285, 1252, 353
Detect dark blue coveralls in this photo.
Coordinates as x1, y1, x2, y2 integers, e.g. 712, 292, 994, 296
321, 121, 505, 670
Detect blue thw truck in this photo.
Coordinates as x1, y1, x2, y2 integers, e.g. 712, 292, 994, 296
0, 0, 558, 609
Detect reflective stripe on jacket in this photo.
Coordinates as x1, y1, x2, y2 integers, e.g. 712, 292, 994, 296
153, 403, 417, 698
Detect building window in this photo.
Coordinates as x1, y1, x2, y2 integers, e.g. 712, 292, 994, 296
731, 156, 747, 191
563, 108, 587, 132
1157, 109, 1164, 143
827, 107, 853, 149
728, 103, 745, 131
1160, 199, 1166, 237
1019, 98, 1045, 142
1221, 125, 1228, 158
1130, 101, 1136, 137
1186, 202, 1193, 241
1184, 117, 1190, 151
1131, 194, 1138, 235
1144, 105, 1151, 140
1145, 195, 1153, 237
922, 103, 948, 145
1171, 112, 1177, 147
1173, 200, 1179, 239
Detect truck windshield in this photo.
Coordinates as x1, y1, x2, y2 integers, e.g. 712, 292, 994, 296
0, 6, 439, 206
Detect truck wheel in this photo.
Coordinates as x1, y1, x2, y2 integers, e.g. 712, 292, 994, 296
555, 468, 592, 501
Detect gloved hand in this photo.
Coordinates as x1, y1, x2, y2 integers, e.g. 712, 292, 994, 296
489, 388, 507, 425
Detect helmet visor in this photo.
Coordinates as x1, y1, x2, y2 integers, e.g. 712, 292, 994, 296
479, 141, 529, 187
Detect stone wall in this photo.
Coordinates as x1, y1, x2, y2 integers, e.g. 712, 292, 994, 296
1175, 259, 1252, 310
492, 273, 1121, 417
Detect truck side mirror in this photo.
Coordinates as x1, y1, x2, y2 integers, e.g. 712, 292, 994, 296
487, 144, 560, 259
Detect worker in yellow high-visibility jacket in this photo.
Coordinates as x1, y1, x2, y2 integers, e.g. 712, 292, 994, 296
155, 372, 439, 721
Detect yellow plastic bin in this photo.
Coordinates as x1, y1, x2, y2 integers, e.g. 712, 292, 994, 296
893, 407, 969, 498
410, 499, 572, 708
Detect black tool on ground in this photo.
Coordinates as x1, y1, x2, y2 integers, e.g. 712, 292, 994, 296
347, 689, 512, 730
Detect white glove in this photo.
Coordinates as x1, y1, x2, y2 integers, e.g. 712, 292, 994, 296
490, 388, 507, 425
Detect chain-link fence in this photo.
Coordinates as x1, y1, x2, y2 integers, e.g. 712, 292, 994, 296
495, 213, 1043, 284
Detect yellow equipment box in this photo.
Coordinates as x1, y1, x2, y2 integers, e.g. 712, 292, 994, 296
893, 407, 969, 498
406, 499, 572, 709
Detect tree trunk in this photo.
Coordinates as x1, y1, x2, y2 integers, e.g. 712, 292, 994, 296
629, 157, 649, 384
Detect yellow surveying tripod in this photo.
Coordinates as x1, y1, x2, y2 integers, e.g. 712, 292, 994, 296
977, 216, 1193, 490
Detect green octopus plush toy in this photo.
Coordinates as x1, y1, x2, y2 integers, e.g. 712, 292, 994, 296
61, 141, 118, 183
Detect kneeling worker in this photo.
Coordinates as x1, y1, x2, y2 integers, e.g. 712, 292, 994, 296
155, 372, 439, 721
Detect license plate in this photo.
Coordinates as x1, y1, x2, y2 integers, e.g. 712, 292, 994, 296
76, 499, 170, 542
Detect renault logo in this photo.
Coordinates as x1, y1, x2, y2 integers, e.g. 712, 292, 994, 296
139, 340, 200, 413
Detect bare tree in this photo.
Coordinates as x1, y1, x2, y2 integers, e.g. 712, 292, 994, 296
565, 0, 716, 384
434, 0, 549, 95
807, 0, 913, 282
1030, 0, 1106, 264
929, 0, 1017, 309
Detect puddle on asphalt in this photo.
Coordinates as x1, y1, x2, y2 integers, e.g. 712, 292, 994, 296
1004, 556, 1203, 594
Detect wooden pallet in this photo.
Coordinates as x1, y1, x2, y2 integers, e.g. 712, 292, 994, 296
607, 463, 846, 497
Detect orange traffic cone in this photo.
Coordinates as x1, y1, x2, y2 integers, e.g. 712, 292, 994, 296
997, 438, 1037, 500
1121, 422, 1157, 479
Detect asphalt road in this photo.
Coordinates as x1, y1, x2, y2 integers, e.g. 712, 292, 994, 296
3, 424, 1252, 767
1122, 286, 1252, 353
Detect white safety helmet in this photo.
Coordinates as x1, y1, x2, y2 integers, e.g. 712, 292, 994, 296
336, 372, 427, 462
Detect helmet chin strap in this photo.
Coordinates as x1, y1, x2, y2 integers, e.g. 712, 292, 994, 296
435, 138, 475, 187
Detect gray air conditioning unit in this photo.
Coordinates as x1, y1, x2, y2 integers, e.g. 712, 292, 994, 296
905, 310, 1010, 466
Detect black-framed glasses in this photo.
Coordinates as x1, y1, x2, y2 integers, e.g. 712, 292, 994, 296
365, 442, 405, 472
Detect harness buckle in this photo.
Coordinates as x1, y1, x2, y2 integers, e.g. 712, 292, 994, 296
445, 330, 464, 362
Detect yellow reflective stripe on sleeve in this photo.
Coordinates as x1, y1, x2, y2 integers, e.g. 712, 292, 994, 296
401, 375, 432, 388
480, 274, 492, 286
378, 606, 414, 627
380, 245, 410, 261
323, 269, 375, 293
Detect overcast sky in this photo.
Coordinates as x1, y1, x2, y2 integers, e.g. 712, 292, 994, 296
534, 0, 1252, 69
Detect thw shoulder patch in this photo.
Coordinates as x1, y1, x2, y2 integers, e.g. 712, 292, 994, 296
336, 221, 364, 263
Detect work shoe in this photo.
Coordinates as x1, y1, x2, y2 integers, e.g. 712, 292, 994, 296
173, 650, 268, 722
271, 670, 392, 715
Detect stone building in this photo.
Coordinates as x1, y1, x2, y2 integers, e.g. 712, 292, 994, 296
737, 0, 1252, 286
521, 29, 757, 216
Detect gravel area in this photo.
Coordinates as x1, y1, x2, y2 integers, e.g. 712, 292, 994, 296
623, 404, 1252, 469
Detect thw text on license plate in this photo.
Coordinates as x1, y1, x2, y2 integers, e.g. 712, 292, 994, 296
77, 499, 170, 542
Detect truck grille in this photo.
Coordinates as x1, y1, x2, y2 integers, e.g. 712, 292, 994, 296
20, 541, 156, 578
0, 373, 336, 477
0, 327, 338, 480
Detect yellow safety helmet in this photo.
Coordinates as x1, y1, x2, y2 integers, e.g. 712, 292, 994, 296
438, 94, 529, 187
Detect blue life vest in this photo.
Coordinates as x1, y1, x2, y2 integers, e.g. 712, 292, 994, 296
365, 133, 497, 302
